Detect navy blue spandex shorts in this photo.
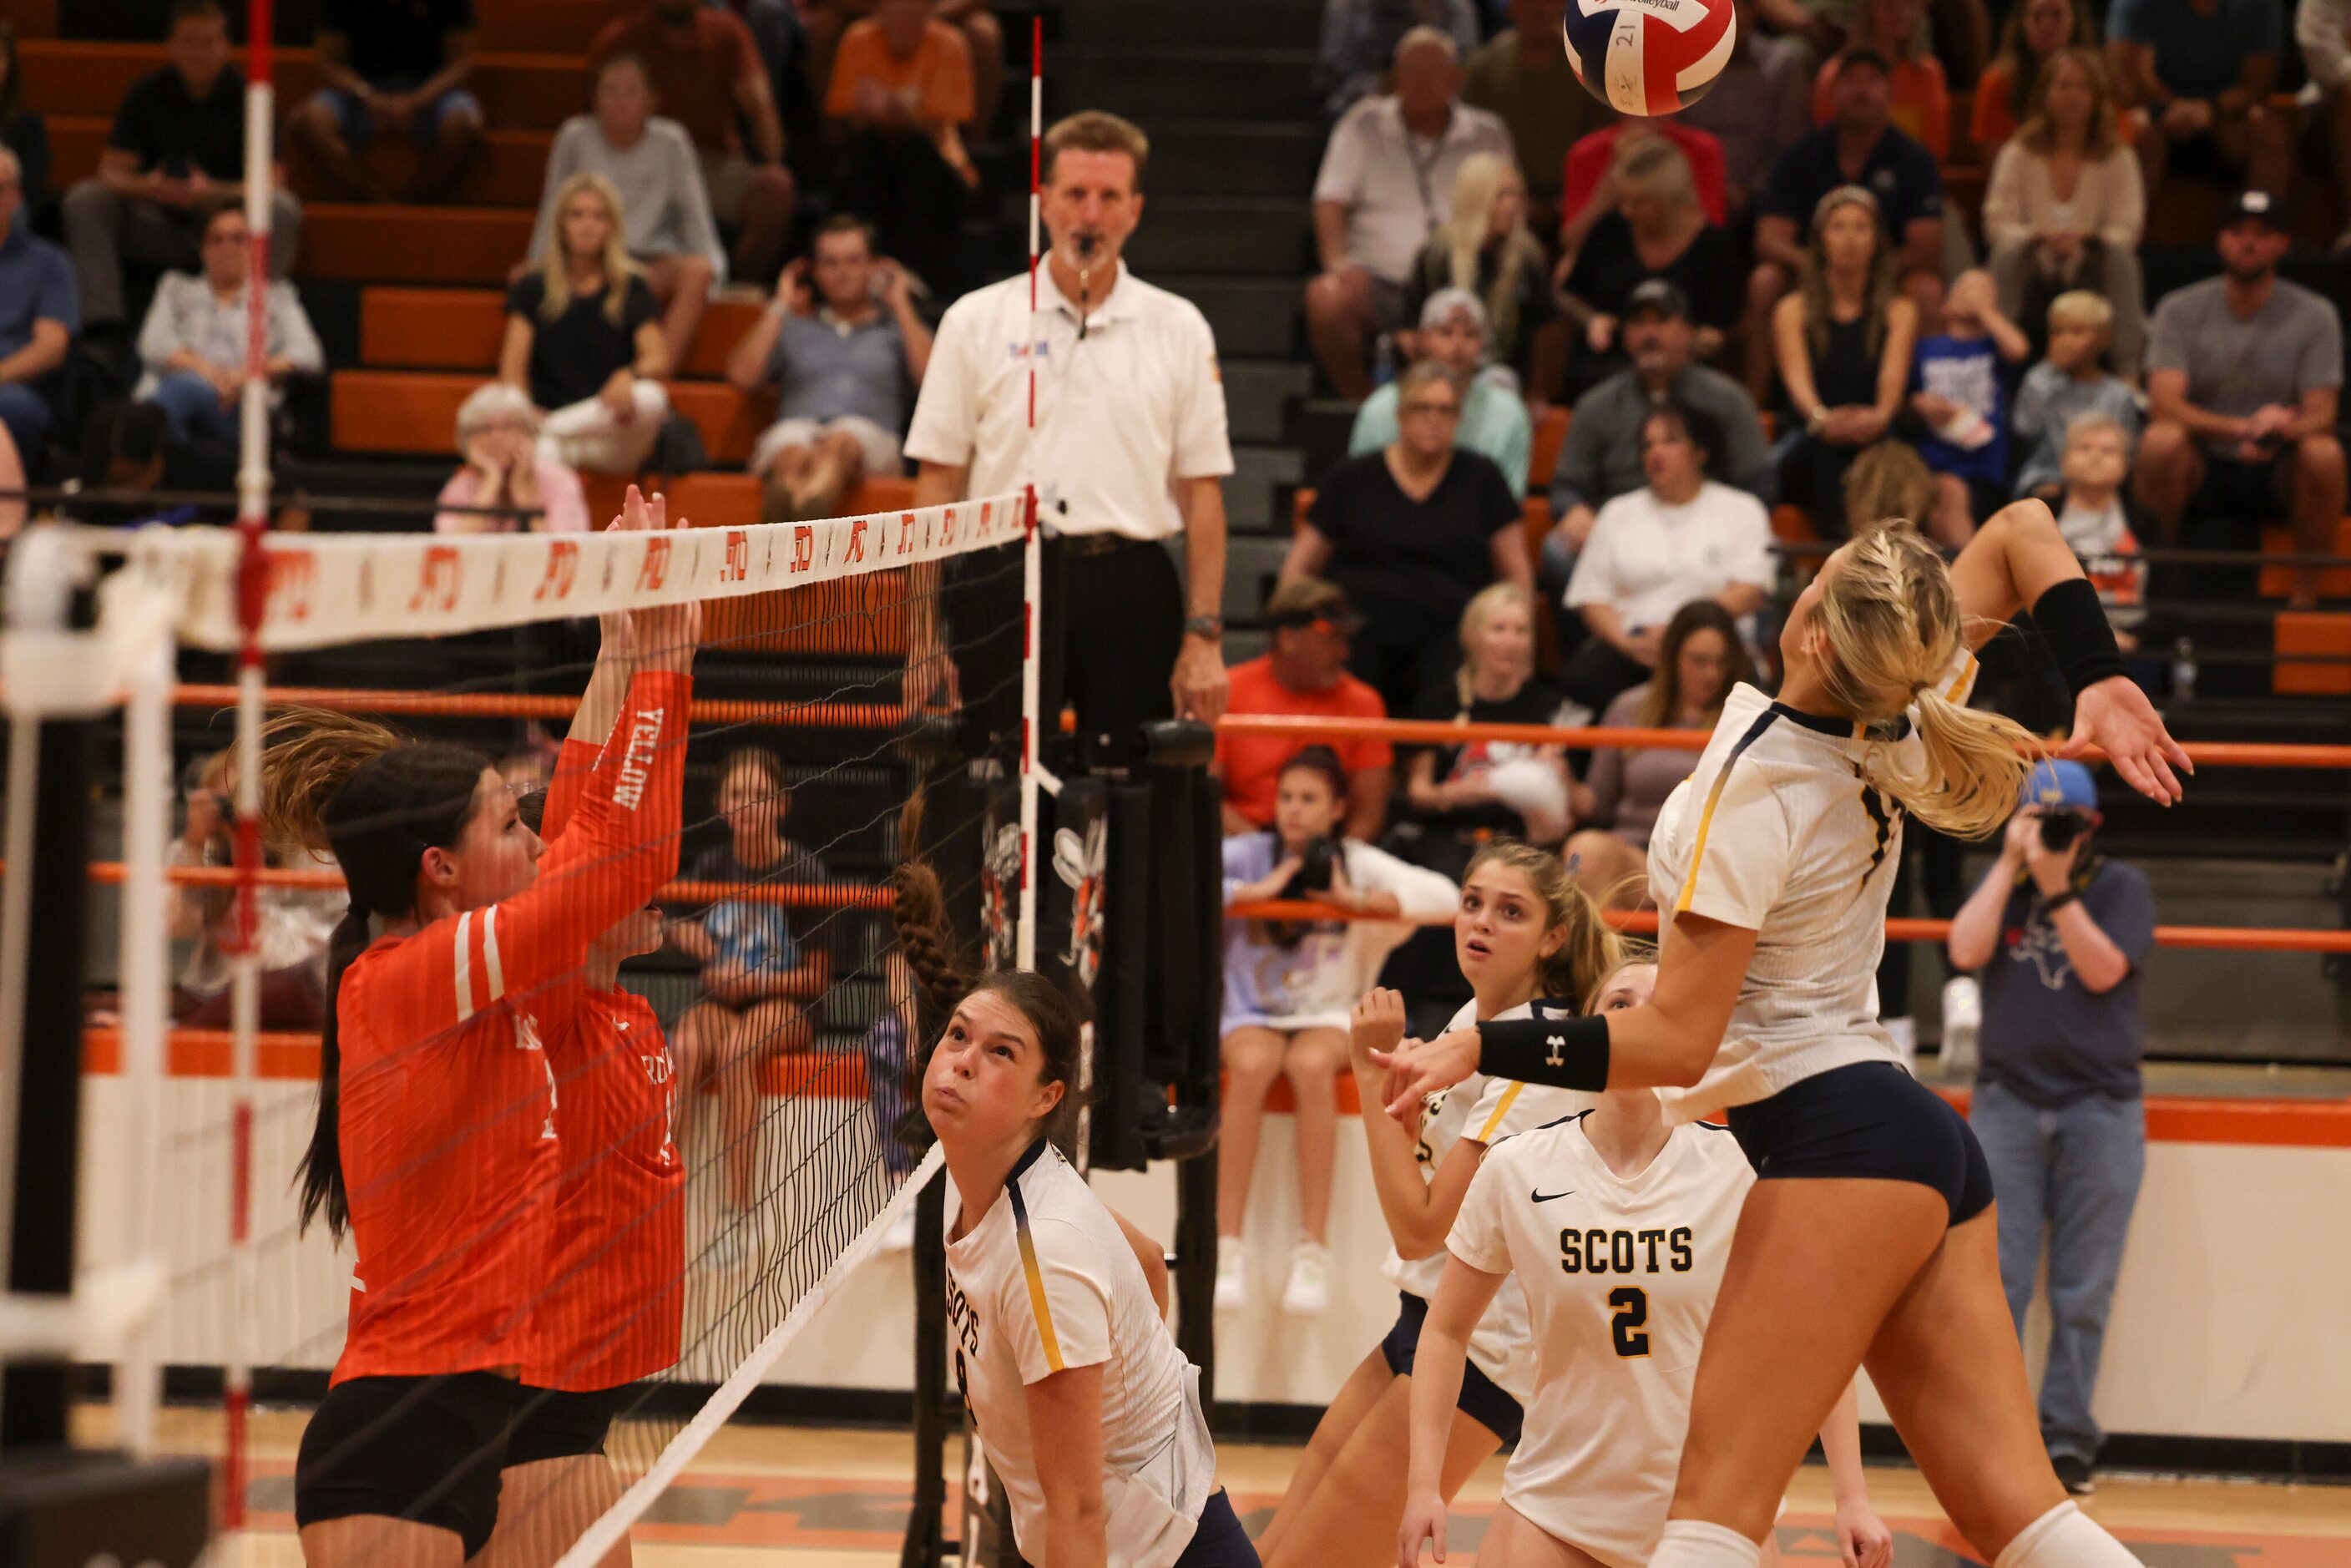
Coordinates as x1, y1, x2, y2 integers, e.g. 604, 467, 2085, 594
1727, 1061, 1995, 1226
1378, 1291, 1524, 1444
1173, 1490, 1261, 1568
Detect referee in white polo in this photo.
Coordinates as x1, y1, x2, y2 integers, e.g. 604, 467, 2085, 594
905, 109, 1232, 766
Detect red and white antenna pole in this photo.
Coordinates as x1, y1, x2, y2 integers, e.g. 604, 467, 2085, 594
1015, 15, 1044, 974
222, 0, 275, 1542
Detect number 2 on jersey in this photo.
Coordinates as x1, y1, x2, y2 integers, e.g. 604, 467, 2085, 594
1610, 1286, 1651, 1358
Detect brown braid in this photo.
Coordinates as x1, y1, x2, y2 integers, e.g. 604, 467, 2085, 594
889, 790, 975, 1019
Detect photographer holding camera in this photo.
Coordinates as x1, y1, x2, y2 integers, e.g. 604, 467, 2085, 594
1945, 758, 2155, 1499
1216, 746, 1459, 1318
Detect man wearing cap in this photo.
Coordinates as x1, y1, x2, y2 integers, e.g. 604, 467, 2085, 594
1944, 760, 2154, 1501
1216, 579, 1393, 841
1346, 288, 1533, 498
2134, 190, 2344, 609
1542, 279, 1771, 591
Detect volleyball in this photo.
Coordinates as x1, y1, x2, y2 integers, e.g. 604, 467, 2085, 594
1563, 0, 1738, 116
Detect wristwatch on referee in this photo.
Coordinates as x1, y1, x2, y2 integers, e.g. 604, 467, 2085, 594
1184, 615, 1224, 641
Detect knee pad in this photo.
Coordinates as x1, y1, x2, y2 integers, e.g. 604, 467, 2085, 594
1994, 1501, 2146, 1568
1649, 1520, 1763, 1568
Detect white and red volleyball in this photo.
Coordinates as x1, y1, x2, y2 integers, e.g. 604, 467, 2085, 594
1563, 0, 1738, 116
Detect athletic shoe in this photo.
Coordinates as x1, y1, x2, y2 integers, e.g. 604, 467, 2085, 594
1213, 1242, 1246, 1310
1282, 1242, 1331, 1316
2052, 1454, 2097, 1495
1940, 976, 1982, 1075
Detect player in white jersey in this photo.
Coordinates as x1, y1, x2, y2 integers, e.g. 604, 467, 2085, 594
1379, 506, 2190, 1568
1395, 962, 1893, 1568
896, 843, 1258, 1568
1259, 842, 1620, 1568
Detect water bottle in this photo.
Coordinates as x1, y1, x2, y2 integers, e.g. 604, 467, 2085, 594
2171, 636, 2197, 701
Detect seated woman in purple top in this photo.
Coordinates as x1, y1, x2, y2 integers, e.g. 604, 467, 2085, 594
1565, 599, 1754, 908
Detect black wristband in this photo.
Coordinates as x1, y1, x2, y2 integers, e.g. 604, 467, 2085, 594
2030, 578, 2128, 697
1477, 1014, 1611, 1092
2040, 888, 2081, 915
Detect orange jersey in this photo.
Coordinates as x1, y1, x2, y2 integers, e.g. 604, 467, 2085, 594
523, 741, 687, 1392
331, 671, 690, 1384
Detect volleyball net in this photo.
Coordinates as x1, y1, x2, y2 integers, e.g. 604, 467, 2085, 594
11, 491, 1032, 1567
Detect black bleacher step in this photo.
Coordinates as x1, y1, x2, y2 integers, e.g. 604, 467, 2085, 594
1125, 195, 1312, 276
1140, 122, 1327, 199
1223, 358, 1312, 446
1292, 396, 1358, 483
1059, 0, 1322, 50
1057, 48, 1317, 123
1161, 274, 1299, 358
1226, 443, 1307, 533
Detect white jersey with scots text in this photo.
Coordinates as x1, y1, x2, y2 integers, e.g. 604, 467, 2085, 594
944, 1141, 1214, 1568
1448, 1112, 1755, 1568
1382, 999, 1595, 1402
1646, 666, 1974, 1120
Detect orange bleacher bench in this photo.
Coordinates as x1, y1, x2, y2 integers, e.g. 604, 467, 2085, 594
330, 369, 777, 463
2258, 522, 2351, 602
361, 288, 766, 381
2274, 612, 2351, 697
48, 114, 556, 208
304, 205, 538, 285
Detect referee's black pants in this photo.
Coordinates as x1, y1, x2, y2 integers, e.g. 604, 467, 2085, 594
948, 533, 1184, 771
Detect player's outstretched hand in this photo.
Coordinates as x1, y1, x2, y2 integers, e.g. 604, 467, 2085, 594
1375, 1028, 1482, 1120
1349, 989, 1408, 1070
1396, 1489, 1448, 1567
629, 491, 702, 674
1835, 1495, 1894, 1568
2061, 674, 2191, 804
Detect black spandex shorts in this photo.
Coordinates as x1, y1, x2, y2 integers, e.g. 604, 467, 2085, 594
1378, 1291, 1524, 1445
295, 1372, 526, 1556
508, 1384, 627, 1466
1727, 1061, 1995, 1226
1173, 1490, 1263, 1568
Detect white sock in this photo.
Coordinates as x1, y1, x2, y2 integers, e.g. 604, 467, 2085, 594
1650, 1520, 1763, 1568
1995, 1501, 2146, 1568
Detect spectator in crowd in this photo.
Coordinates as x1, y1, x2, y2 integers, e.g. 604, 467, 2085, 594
2012, 290, 2141, 499
1217, 745, 1459, 1317
1812, 0, 1950, 158
593, 0, 796, 291
434, 382, 590, 534
1983, 48, 2146, 377
1558, 138, 1740, 392
1772, 185, 1919, 536
1307, 28, 1512, 400
1559, 115, 1728, 255
1403, 154, 1561, 403
1545, 280, 1772, 589
2049, 412, 2151, 645
1350, 290, 1534, 500
134, 202, 322, 450
1909, 267, 2030, 546
1677, 0, 1813, 225
1459, 0, 1605, 224
1403, 583, 1575, 857
1565, 598, 1754, 907
2136, 190, 2343, 609
2107, 0, 2286, 216
288, 0, 483, 202
802, 0, 1002, 138
1216, 579, 1394, 841
1947, 759, 2154, 1499
1317, 0, 1481, 118
670, 747, 832, 1257
2298, 0, 2351, 255
0, 23, 50, 223
825, 0, 979, 293
63, 0, 303, 336
500, 171, 671, 475
1747, 48, 1943, 402
1973, 0, 2098, 150
528, 53, 724, 375
0, 144, 71, 464
726, 215, 933, 521
1561, 399, 1773, 718
1287, 360, 1534, 715
169, 751, 338, 1029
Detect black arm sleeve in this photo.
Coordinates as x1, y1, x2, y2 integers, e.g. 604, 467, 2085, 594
1476, 1014, 1611, 1091
2029, 577, 2128, 697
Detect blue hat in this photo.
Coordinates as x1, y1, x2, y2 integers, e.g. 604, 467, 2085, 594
2021, 760, 2098, 812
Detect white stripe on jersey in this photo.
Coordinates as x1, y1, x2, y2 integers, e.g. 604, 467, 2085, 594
480, 905, 506, 1004
453, 910, 476, 1021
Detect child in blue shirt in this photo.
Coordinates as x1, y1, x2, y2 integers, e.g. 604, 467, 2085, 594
1909, 268, 2030, 548
2010, 290, 2141, 500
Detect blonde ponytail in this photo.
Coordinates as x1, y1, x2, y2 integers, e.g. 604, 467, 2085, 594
1464, 838, 1624, 1009
1814, 522, 2034, 839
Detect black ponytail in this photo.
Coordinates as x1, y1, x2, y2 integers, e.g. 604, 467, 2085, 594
297, 905, 375, 1239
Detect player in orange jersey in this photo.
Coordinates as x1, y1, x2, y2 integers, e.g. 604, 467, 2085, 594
266, 488, 697, 1568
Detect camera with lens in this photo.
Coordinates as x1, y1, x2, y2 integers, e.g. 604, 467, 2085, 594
2037, 809, 2094, 852
1283, 835, 1342, 898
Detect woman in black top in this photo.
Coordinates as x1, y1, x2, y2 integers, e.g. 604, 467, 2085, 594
0, 23, 48, 221
498, 170, 670, 475
1403, 581, 1572, 855
1770, 185, 1918, 537
1404, 153, 1560, 402
1283, 362, 1533, 715
1558, 139, 1738, 396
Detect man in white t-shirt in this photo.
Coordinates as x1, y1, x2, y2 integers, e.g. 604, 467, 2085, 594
1303, 27, 1511, 400
1560, 399, 1774, 719
905, 109, 1234, 767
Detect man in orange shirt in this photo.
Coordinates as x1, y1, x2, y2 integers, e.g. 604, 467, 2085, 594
1217, 579, 1394, 842
827, 0, 975, 291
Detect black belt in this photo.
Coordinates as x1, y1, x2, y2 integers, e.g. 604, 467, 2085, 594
1057, 531, 1155, 559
